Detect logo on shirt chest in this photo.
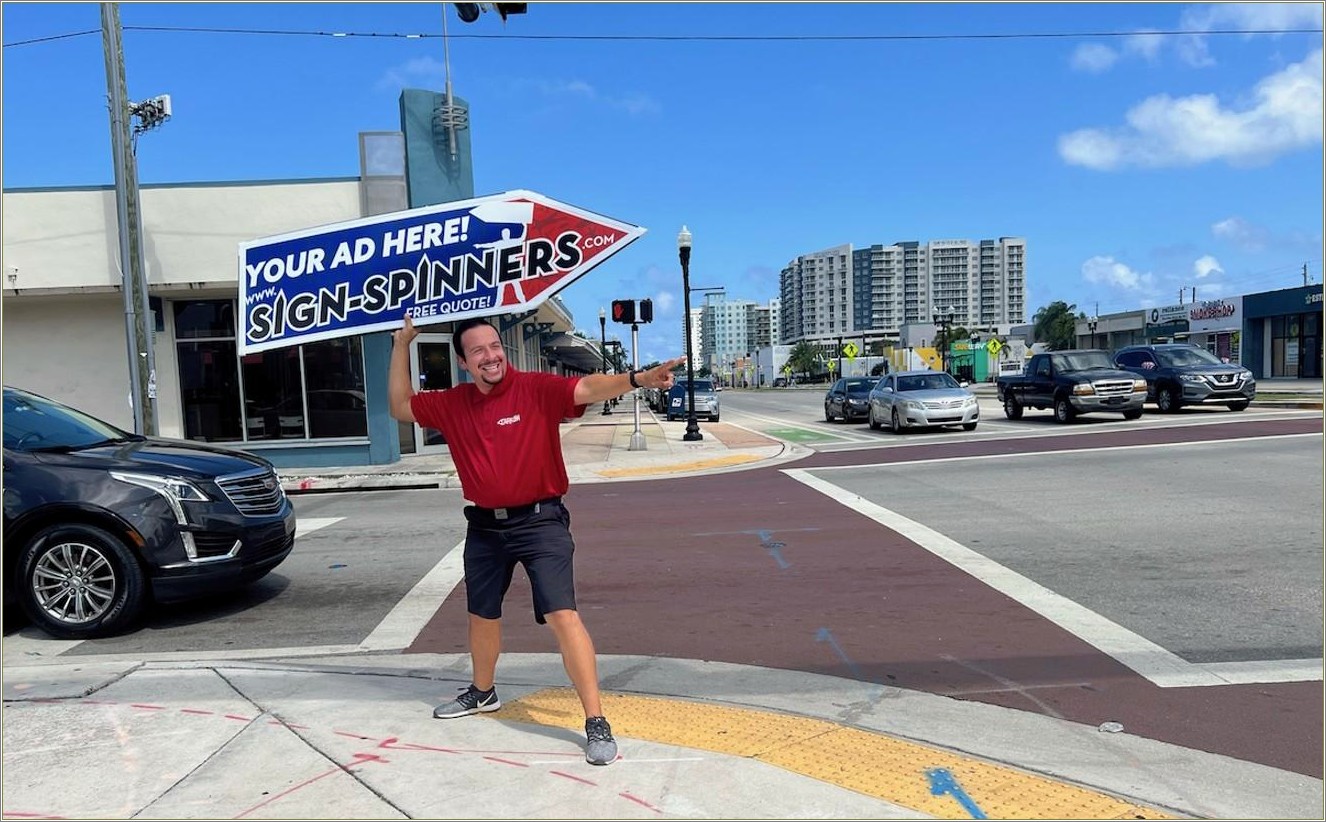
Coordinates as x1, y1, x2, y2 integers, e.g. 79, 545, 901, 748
496, 414, 522, 426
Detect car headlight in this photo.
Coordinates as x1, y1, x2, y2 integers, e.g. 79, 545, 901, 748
1180, 374, 1206, 382
964, 395, 978, 406
1072, 383, 1096, 396
1240, 370, 1254, 381
110, 471, 209, 525
904, 400, 926, 411
1133, 379, 1148, 391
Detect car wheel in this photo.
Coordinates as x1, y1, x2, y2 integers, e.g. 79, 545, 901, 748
962, 422, 978, 431
1003, 396, 1023, 420
824, 405, 835, 423
1157, 385, 1181, 413
710, 414, 720, 422
890, 408, 903, 434
1122, 408, 1143, 420
1053, 396, 1076, 424
1228, 401, 1249, 412
868, 408, 881, 430
18, 523, 146, 639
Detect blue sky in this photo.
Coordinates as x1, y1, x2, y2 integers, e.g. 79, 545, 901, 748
4, 2, 1322, 363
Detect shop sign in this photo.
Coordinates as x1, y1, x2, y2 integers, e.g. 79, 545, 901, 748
237, 190, 645, 354
1188, 297, 1243, 333
1148, 304, 1186, 325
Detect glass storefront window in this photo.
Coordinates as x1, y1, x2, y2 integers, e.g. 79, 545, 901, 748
173, 299, 368, 442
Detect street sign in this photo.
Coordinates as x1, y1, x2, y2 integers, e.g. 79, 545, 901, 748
985, 338, 1003, 356
842, 342, 859, 361
827, 359, 837, 373
238, 189, 646, 354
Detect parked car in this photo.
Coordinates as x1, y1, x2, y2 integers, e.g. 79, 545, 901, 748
824, 377, 877, 422
3, 386, 297, 639
996, 350, 1146, 423
665, 378, 720, 422
867, 370, 979, 433
1112, 343, 1256, 412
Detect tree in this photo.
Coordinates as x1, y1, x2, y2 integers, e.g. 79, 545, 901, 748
1032, 301, 1082, 350
788, 341, 820, 377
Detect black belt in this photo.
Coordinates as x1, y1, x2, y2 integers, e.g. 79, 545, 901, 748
472, 497, 561, 522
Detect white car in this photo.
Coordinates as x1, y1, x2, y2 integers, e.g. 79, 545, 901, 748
867, 370, 979, 433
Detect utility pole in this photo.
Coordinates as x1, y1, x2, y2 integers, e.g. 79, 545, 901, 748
1305, 263, 1310, 286
102, 2, 158, 435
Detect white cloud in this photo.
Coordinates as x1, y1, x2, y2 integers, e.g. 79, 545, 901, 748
1212, 216, 1271, 251
1082, 255, 1155, 290
515, 78, 661, 116
1193, 255, 1224, 278
1059, 49, 1323, 169
1124, 31, 1166, 61
1177, 3, 1323, 66
654, 291, 676, 314
1071, 43, 1120, 73
377, 57, 446, 91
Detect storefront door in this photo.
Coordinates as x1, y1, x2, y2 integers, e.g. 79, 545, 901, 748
403, 334, 453, 454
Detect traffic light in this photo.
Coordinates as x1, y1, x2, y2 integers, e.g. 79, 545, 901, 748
611, 299, 636, 324
638, 298, 653, 324
453, 3, 527, 24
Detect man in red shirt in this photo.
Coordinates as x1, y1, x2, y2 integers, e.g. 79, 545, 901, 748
389, 313, 684, 765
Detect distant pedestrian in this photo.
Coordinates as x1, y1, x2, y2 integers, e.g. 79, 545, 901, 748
389, 313, 684, 765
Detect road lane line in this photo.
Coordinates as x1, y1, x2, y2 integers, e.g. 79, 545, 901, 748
783, 468, 1229, 688
359, 538, 467, 652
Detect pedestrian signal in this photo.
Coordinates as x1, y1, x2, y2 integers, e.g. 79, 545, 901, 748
611, 299, 636, 324
638, 298, 653, 324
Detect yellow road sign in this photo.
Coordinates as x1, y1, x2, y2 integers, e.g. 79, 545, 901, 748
985, 338, 1003, 356
842, 342, 859, 361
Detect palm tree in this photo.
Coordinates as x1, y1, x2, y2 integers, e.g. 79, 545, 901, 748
788, 341, 820, 379
1032, 301, 1082, 350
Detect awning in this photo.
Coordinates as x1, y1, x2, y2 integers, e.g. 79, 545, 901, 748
542, 332, 608, 374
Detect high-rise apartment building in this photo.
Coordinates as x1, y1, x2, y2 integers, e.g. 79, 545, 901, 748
697, 295, 781, 373
780, 238, 1025, 345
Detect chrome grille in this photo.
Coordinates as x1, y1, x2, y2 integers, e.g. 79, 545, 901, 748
1092, 379, 1135, 398
923, 399, 964, 410
217, 468, 286, 516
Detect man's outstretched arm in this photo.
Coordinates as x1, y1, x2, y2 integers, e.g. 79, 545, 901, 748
573, 356, 686, 406
389, 314, 419, 423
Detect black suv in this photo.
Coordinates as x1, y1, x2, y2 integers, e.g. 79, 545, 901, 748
3, 386, 297, 638
1112, 343, 1256, 412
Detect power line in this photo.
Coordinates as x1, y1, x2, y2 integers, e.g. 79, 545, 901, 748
5, 24, 1322, 49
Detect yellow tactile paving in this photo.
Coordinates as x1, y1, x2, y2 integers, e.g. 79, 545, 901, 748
491, 688, 1174, 820
596, 454, 762, 478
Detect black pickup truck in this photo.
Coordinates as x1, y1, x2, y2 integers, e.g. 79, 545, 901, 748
996, 350, 1147, 423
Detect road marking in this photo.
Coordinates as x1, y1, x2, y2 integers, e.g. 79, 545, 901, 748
495, 687, 1172, 820
360, 539, 466, 651
781, 468, 1322, 687
296, 517, 343, 536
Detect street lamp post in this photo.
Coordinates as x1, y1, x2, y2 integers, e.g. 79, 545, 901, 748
932, 306, 954, 373
598, 307, 611, 415
1087, 315, 1099, 348
678, 226, 703, 442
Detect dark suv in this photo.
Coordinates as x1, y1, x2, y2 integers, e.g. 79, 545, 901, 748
3, 386, 297, 638
1112, 343, 1256, 412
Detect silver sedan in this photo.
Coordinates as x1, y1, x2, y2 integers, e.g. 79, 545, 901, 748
867, 370, 980, 433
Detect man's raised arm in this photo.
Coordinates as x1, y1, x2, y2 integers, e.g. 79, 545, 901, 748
389, 314, 419, 423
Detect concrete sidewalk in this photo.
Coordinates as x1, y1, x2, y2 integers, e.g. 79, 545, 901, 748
278, 406, 807, 495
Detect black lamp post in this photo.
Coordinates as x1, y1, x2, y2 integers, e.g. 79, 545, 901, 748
678, 226, 703, 441
598, 307, 611, 415
932, 306, 954, 373
1087, 315, 1099, 348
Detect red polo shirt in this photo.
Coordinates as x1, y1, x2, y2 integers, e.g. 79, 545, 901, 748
410, 366, 586, 509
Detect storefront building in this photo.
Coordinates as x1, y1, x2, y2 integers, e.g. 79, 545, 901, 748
2, 92, 605, 468
1186, 296, 1243, 364
1242, 285, 1323, 379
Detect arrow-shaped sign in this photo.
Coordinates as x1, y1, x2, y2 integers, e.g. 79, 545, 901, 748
238, 190, 645, 354
926, 768, 988, 819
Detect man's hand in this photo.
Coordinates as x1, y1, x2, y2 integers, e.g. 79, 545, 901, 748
636, 357, 687, 390
394, 313, 420, 347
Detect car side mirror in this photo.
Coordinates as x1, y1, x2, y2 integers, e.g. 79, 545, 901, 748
959, 380, 970, 388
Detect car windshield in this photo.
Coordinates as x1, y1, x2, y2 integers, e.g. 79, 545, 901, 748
1051, 351, 1115, 371
672, 379, 716, 394
844, 379, 875, 396
897, 373, 960, 392
1155, 347, 1224, 367
3, 388, 137, 452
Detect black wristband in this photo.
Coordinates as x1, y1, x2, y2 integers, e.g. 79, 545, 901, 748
628, 369, 641, 389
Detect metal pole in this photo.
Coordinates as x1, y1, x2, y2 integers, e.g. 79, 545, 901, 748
599, 311, 611, 415
102, 2, 156, 435
628, 322, 646, 450
679, 227, 702, 441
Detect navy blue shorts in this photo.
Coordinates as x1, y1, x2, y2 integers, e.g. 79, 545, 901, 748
462, 498, 576, 624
